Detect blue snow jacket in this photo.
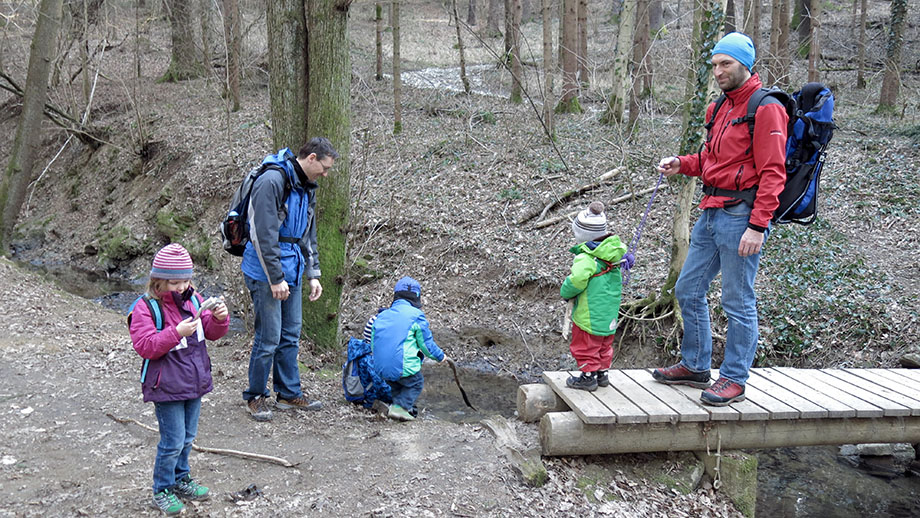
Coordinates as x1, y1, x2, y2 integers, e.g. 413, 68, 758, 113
370, 299, 445, 381
241, 148, 320, 286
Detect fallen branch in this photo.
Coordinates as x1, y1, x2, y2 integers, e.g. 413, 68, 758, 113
533, 184, 659, 229
105, 413, 298, 468
517, 166, 625, 225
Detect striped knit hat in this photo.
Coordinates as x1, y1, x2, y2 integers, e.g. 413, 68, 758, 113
572, 201, 608, 243
150, 243, 194, 280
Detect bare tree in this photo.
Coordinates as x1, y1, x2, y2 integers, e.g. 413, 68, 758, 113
375, 3, 384, 80
393, 0, 402, 133
0, 0, 65, 253
601, 0, 634, 123
542, 0, 554, 137
467, 0, 477, 25
648, 0, 662, 32
509, 0, 522, 102
555, 0, 582, 112
159, 0, 204, 82
741, 0, 760, 52
267, 0, 308, 149
577, 0, 587, 86
768, 0, 790, 87
806, 0, 820, 82
222, 0, 242, 111
485, 0, 502, 36
452, 0, 471, 94
878, 0, 907, 112
856, 0, 867, 89
724, 0, 735, 32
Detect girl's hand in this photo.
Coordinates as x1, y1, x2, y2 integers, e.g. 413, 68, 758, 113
211, 302, 229, 322
176, 317, 197, 337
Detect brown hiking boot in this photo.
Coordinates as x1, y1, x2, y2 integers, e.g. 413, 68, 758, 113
246, 397, 272, 421
276, 395, 323, 411
652, 363, 711, 388
700, 377, 745, 406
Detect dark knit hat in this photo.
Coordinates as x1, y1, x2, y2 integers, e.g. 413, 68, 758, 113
150, 243, 194, 280
572, 202, 608, 243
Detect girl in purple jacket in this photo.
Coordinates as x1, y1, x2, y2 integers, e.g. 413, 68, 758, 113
129, 244, 229, 515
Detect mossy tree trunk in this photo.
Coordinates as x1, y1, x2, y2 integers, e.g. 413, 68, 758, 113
0, 0, 64, 254
601, 0, 634, 123
304, 0, 353, 352
159, 0, 204, 82
878, 0, 907, 113
267, 0, 308, 151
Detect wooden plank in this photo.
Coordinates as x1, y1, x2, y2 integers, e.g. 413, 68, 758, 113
604, 370, 678, 424
776, 368, 886, 418
666, 383, 742, 421
542, 371, 616, 424
707, 369, 770, 421
620, 369, 710, 423
762, 368, 859, 418
591, 377, 649, 425
822, 369, 920, 416
884, 368, 920, 384
863, 369, 920, 407
745, 369, 831, 418
731, 379, 800, 419
540, 412, 920, 456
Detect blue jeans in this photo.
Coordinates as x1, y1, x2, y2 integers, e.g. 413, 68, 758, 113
675, 203, 769, 385
243, 275, 303, 401
152, 398, 201, 493
387, 371, 424, 412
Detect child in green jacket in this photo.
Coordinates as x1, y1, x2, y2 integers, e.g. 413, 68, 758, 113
561, 202, 628, 391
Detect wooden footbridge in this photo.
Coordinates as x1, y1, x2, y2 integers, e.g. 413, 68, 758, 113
517, 368, 920, 456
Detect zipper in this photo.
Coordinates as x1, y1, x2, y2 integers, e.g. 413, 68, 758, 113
734, 165, 744, 191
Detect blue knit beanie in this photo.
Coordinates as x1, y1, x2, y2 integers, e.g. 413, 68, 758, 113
711, 32, 755, 71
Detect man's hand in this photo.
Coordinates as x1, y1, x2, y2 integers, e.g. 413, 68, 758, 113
738, 228, 764, 257
308, 278, 323, 302
657, 156, 681, 177
271, 280, 290, 301
176, 317, 197, 337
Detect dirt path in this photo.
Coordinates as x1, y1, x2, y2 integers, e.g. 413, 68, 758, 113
0, 259, 742, 517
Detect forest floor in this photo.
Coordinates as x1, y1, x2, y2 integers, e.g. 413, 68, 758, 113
1, 0, 919, 516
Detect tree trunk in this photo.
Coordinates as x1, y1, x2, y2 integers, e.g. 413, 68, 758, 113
375, 3, 383, 80
742, 0, 760, 53
467, 0, 477, 25
160, 0, 203, 81
724, 0, 735, 33
0, 0, 64, 253
485, 0, 502, 36
542, 0, 554, 137
856, 0, 867, 89
199, 0, 212, 72
768, 0, 790, 88
453, 0, 471, 94
392, 0, 402, 133
806, 0, 820, 82
634, 0, 650, 98
267, 0, 308, 151
304, 0, 352, 352
601, 0, 634, 123
648, 0, 662, 32
509, 0, 523, 102
555, 0, 582, 112
576, 0, 587, 86
222, 0, 241, 111
878, 0, 907, 112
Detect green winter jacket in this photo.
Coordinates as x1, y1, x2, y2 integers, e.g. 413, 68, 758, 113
560, 235, 628, 336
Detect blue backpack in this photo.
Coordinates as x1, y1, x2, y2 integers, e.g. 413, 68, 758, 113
703, 82, 835, 225
127, 294, 200, 383
342, 337, 391, 408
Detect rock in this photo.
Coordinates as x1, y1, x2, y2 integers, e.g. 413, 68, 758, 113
900, 353, 920, 368
696, 450, 758, 518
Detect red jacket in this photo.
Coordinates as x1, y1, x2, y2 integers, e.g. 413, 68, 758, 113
677, 74, 789, 230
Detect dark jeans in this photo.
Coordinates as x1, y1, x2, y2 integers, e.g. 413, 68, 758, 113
387, 371, 424, 413
243, 275, 303, 401
152, 398, 201, 493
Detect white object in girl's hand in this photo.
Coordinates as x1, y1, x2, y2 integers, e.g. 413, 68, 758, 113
194, 296, 224, 319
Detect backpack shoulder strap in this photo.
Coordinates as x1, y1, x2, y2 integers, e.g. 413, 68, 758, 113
704, 94, 728, 141
127, 294, 163, 331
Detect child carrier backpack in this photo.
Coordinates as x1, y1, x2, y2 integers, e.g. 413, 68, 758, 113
127, 294, 200, 383
342, 337, 391, 408
219, 162, 291, 256
703, 82, 835, 225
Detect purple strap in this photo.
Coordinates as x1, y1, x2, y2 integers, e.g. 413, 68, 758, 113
621, 172, 664, 286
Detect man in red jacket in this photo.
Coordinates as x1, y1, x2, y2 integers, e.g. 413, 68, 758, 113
652, 32, 788, 406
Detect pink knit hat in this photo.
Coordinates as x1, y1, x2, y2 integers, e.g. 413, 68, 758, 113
150, 243, 194, 280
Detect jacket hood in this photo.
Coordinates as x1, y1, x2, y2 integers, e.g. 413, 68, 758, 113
569, 234, 628, 262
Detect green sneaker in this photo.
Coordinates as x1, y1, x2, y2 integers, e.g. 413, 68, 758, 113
173, 475, 210, 501
387, 404, 415, 421
151, 488, 185, 515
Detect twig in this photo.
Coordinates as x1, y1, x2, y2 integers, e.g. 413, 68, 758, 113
533, 184, 658, 229
519, 166, 625, 225
105, 413, 298, 468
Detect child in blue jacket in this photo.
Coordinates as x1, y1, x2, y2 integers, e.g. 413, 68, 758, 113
364, 277, 448, 421
128, 244, 229, 515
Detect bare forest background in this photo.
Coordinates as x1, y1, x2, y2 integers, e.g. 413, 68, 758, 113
1, 0, 918, 375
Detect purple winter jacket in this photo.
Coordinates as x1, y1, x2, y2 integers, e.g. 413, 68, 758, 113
129, 289, 230, 403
